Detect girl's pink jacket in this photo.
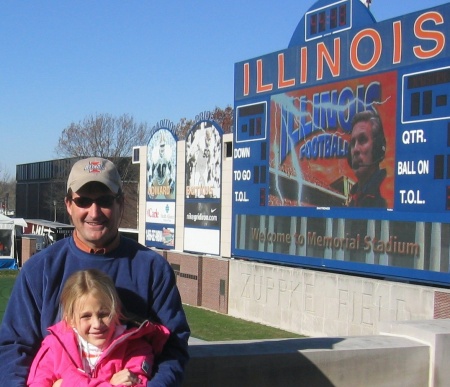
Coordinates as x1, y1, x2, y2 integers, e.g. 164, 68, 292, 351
27, 320, 170, 387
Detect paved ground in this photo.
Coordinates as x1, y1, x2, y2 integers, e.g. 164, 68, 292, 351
189, 337, 206, 344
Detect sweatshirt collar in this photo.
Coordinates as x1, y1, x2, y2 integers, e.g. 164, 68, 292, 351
73, 230, 120, 255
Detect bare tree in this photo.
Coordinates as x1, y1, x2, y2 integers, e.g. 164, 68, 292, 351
175, 106, 234, 139
175, 117, 195, 140
54, 113, 151, 228
0, 164, 15, 215
56, 113, 150, 159
211, 105, 234, 133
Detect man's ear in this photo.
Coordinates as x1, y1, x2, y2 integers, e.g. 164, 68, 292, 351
64, 197, 73, 216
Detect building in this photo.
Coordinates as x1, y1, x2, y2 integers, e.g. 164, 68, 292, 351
15, 157, 139, 229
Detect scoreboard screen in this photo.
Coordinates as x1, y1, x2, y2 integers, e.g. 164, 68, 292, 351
232, 1, 450, 285
402, 67, 450, 122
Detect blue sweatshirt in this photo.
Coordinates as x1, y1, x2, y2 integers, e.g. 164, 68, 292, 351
0, 236, 190, 386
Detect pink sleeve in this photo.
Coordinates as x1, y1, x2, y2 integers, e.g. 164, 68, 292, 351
27, 345, 106, 387
120, 347, 152, 386
27, 340, 58, 387
147, 324, 171, 355
119, 324, 171, 386
30, 345, 112, 387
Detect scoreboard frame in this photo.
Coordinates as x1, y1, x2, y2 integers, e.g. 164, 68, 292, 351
232, 0, 450, 286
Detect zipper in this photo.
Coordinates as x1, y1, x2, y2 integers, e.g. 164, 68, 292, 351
92, 321, 149, 375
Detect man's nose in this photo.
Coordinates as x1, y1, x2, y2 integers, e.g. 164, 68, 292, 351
88, 202, 103, 216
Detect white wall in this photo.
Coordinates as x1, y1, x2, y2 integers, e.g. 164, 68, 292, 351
228, 259, 440, 337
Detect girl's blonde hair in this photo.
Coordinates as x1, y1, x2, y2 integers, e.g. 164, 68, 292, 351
60, 269, 123, 324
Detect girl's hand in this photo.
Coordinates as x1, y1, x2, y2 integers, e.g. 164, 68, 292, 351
110, 369, 141, 386
52, 380, 63, 387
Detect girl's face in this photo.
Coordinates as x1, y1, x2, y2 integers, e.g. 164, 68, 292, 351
69, 293, 117, 349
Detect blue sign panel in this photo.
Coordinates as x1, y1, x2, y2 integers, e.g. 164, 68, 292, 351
232, 1, 450, 285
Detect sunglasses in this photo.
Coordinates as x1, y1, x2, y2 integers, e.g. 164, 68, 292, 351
71, 195, 120, 209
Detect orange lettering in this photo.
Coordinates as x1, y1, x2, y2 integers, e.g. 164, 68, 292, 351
350, 29, 382, 72
300, 47, 308, 84
413, 12, 445, 59
256, 59, 273, 93
278, 53, 296, 89
392, 21, 402, 64
243, 62, 250, 96
317, 38, 341, 80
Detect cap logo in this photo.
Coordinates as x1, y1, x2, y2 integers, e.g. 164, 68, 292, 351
84, 160, 105, 174
68, 157, 121, 194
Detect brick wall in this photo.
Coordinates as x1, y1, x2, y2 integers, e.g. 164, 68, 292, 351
164, 250, 229, 314
166, 251, 201, 306
201, 256, 228, 313
21, 237, 36, 266
434, 291, 450, 318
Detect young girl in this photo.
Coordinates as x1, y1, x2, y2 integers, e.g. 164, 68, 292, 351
27, 269, 170, 387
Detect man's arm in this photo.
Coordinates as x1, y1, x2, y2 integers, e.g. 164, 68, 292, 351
147, 259, 190, 387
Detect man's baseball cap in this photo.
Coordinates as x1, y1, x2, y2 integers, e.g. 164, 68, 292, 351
67, 157, 122, 194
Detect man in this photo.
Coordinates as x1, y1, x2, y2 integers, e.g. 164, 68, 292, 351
0, 157, 190, 386
347, 110, 387, 208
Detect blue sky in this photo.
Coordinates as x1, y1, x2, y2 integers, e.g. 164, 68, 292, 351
0, 0, 447, 176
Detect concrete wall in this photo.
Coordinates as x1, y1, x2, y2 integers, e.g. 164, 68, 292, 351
228, 259, 444, 337
162, 249, 450, 337
185, 320, 450, 387
220, 133, 233, 258
185, 335, 430, 387
175, 141, 185, 252
137, 145, 147, 246
379, 320, 450, 386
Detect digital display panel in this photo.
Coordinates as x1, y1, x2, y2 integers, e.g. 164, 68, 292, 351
402, 67, 450, 122
305, 0, 351, 41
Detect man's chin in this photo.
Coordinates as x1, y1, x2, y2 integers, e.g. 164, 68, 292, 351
86, 228, 107, 238
84, 230, 110, 246
353, 165, 368, 178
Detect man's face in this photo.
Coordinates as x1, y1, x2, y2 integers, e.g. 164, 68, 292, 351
65, 182, 123, 249
350, 121, 375, 180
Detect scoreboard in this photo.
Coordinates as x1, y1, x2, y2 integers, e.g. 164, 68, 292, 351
232, 0, 450, 285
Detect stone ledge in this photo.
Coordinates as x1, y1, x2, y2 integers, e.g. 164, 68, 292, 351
185, 335, 429, 386
379, 319, 450, 387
